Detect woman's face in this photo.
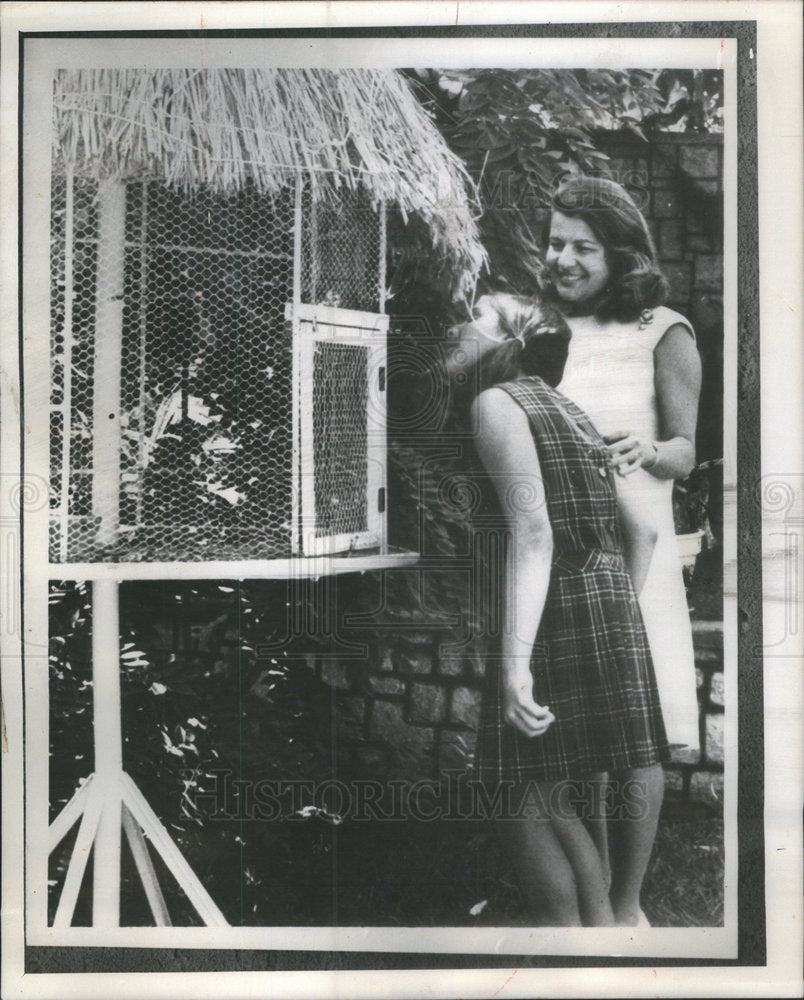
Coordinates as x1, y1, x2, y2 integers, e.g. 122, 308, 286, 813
546, 211, 611, 306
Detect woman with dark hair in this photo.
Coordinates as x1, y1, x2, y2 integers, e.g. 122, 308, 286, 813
542, 176, 702, 761
447, 292, 669, 926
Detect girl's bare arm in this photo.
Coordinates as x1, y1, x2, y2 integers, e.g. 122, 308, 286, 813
471, 387, 555, 738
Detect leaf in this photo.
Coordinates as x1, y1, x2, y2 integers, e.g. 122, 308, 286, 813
469, 899, 488, 916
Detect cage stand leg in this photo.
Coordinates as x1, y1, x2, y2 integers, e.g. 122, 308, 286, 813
122, 803, 172, 926
47, 579, 228, 928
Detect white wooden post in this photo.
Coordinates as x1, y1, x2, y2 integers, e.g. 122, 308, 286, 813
291, 177, 303, 555
91, 178, 126, 548
89, 177, 126, 924
378, 199, 386, 314
58, 168, 75, 561
91, 578, 123, 925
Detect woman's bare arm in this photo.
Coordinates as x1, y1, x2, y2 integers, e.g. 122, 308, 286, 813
471, 388, 555, 739
605, 323, 702, 480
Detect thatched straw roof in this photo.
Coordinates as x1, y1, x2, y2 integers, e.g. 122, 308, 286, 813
53, 67, 486, 292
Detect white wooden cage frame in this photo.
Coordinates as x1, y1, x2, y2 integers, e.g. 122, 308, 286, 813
50, 173, 410, 574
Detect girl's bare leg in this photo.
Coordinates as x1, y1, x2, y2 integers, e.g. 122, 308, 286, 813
496, 781, 614, 926
496, 813, 581, 925
581, 772, 611, 888
608, 764, 664, 925
550, 805, 616, 927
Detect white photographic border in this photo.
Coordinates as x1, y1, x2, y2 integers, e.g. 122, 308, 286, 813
1, 1, 801, 997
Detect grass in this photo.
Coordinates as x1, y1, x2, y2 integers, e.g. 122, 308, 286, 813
54, 794, 723, 928
642, 815, 724, 926
207, 799, 723, 927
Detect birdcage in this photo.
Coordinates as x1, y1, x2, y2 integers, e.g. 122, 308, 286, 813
41, 66, 485, 934
50, 172, 391, 563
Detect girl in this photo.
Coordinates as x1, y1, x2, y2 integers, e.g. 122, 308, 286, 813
448, 292, 669, 926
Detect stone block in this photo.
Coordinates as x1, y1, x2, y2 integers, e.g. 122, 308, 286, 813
437, 646, 467, 677
652, 145, 677, 178
352, 742, 392, 772
704, 713, 724, 764
403, 630, 437, 646
693, 620, 724, 655
396, 647, 433, 675
686, 211, 706, 235
679, 144, 719, 178
662, 261, 692, 300
369, 699, 435, 759
437, 729, 476, 774
709, 671, 724, 707
658, 219, 685, 261
687, 233, 715, 254
369, 698, 404, 738
451, 685, 483, 729
689, 293, 723, 333
339, 695, 368, 728
320, 656, 352, 690
467, 649, 487, 679
377, 647, 395, 672
605, 157, 631, 180
366, 675, 406, 697
653, 189, 683, 218
409, 682, 447, 724
694, 254, 723, 291
690, 769, 724, 804
671, 745, 701, 767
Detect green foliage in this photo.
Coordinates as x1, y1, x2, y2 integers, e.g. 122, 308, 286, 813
48, 579, 385, 923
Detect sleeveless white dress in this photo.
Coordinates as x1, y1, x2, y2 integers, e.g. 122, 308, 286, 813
558, 305, 700, 751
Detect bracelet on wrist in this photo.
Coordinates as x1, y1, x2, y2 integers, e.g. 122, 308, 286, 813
643, 442, 659, 470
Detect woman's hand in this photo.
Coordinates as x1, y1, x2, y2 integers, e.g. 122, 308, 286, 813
603, 431, 655, 476
502, 671, 555, 738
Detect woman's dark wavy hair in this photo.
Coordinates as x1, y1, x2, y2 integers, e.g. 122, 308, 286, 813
541, 176, 670, 323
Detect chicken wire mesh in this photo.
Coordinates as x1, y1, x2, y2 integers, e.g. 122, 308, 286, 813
312, 341, 370, 539
49, 173, 386, 563
301, 187, 383, 312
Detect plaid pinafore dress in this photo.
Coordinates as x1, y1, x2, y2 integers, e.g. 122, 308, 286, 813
474, 376, 670, 784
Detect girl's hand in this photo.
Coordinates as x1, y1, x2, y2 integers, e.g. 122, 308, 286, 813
603, 431, 655, 476
502, 672, 555, 738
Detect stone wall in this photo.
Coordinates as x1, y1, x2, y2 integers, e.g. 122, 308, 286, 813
304, 613, 724, 803
595, 131, 724, 463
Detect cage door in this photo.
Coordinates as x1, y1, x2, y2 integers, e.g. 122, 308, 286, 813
295, 304, 388, 557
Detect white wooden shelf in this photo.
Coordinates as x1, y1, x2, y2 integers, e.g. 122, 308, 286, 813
48, 549, 419, 582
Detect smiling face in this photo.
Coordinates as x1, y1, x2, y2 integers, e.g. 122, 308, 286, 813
546, 212, 612, 307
